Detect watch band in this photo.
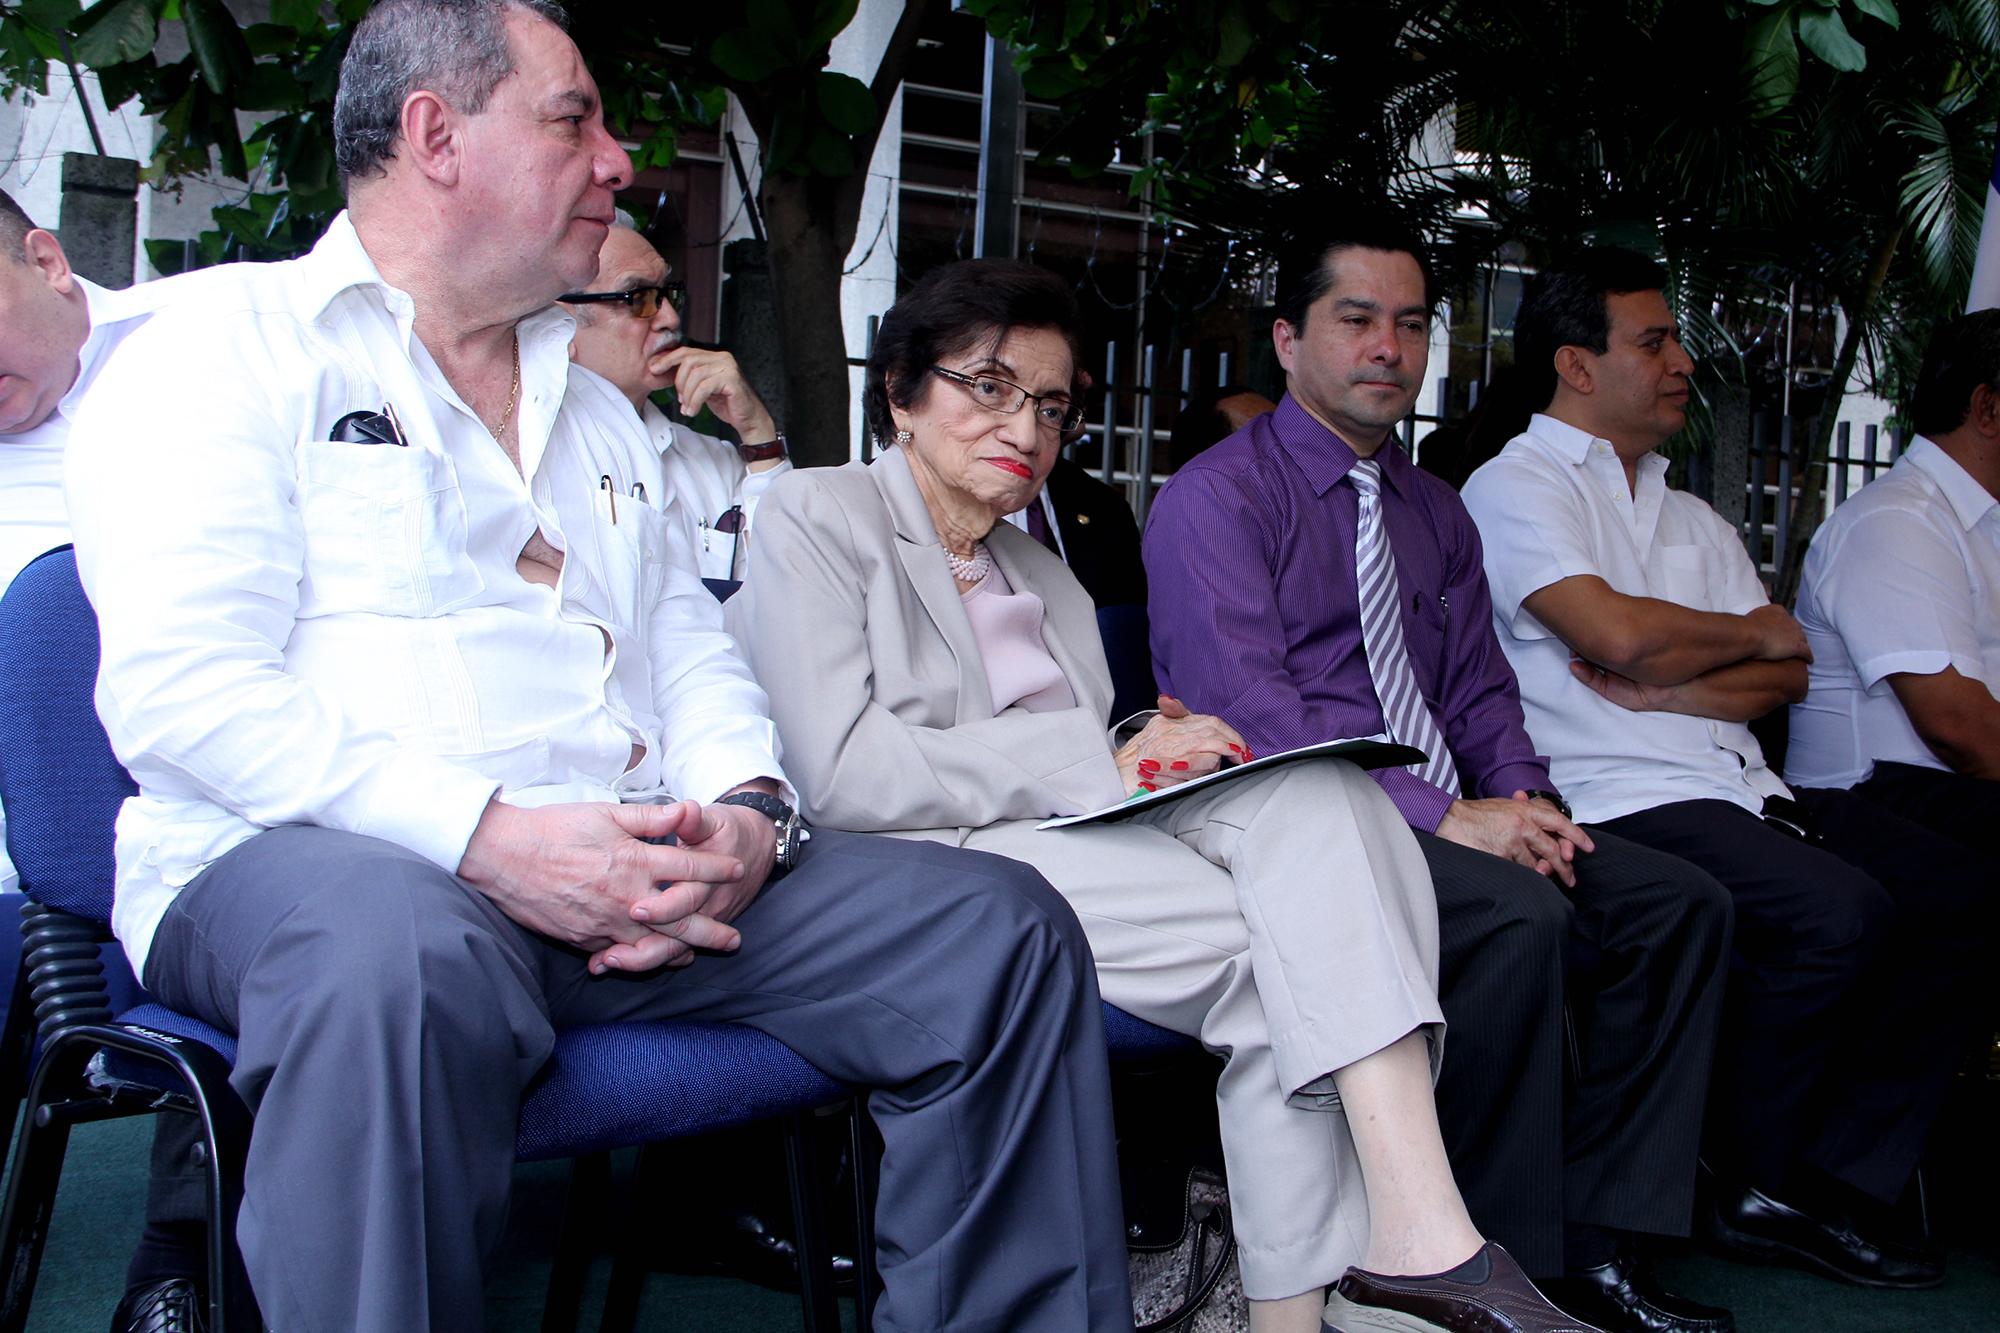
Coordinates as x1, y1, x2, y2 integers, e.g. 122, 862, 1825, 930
714, 791, 806, 870
734, 434, 786, 463
1523, 789, 1572, 821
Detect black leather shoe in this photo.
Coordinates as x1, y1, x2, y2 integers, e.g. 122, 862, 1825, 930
1707, 1183, 1944, 1289
1543, 1248, 1733, 1332
1324, 1242, 1607, 1331
108, 1277, 202, 1333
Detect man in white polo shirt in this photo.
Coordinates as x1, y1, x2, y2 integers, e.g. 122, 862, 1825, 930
1788, 310, 2000, 853
1462, 248, 1981, 1298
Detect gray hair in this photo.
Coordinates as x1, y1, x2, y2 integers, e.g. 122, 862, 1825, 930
332, 0, 569, 185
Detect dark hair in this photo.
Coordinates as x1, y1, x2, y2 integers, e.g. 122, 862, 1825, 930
1271, 214, 1436, 331
1170, 385, 1261, 461
0, 189, 37, 261
1513, 247, 1667, 410
1911, 310, 2000, 438
864, 259, 1084, 443
333, 0, 569, 184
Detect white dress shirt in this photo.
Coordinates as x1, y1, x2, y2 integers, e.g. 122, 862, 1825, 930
1787, 436, 2000, 787
65, 214, 786, 974
1461, 414, 1788, 823
642, 401, 790, 582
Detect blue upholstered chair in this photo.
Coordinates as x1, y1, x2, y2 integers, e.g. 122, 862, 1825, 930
0, 548, 855, 1332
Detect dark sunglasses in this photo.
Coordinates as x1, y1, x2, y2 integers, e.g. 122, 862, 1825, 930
558, 281, 686, 320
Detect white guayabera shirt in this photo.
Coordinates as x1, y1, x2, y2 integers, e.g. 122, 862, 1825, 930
64, 213, 786, 974
1788, 436, 2000, 788
641, 400, 791, 582
1461, 413, 1790, 824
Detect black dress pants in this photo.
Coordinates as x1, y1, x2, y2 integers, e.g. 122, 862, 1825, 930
1855, 761, 2000, 858
1421, 827, 1732, 1278
1601, 794, 1987, 1204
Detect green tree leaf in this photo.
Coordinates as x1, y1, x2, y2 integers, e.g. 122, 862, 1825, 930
815, 71, 875, 134
1797, 8, 1867, 70
708, 29, 787, 83
13, 0, 82, 28
1217, 7, 1253, 68
806, 126, 854, 176
269, 0, 321, 32
183, 0, 253, 94
1744, 7, 1801, 113
69, 0, 156, 68
1849, 0, 1899, 27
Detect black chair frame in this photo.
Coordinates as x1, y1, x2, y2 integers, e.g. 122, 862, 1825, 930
0, 899, 258, 1333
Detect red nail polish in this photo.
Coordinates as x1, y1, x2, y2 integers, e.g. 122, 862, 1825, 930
1138, 782, 1156, 792
1170, 760, 1189, 771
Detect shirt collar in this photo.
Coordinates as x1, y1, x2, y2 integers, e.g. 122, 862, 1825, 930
297, 211, 399, 322
1905, 435, 1998, 532
1523, 411, 1670, 481
1271, 391, 1415, 498
297, 209, 576, 357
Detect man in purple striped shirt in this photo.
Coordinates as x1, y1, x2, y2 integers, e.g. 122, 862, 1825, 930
1144, 218, 1734, 1333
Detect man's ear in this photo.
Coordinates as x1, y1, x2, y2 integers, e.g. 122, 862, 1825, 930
399, 90, 460, 185
1971, 382, 2000, 440
1553, 345, 1594, 397
1272, 318, 1298, 375
21, 229, 74, 297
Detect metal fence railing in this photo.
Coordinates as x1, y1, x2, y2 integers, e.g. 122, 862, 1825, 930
1744, 415, 1909, 576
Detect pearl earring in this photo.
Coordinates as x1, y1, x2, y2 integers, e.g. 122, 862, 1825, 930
893, 429, 913, 447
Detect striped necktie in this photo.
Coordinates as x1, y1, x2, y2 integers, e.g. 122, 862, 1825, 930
1350, 459, 1462, 795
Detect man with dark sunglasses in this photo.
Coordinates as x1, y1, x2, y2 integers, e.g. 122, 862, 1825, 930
563, 224, 788, 584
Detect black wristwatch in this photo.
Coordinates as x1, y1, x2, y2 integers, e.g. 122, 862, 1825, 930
1523, 789, 1572, 821
715, 791, 808, 871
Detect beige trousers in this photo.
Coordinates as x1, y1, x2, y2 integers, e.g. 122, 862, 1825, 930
960, 758, 1442, 1299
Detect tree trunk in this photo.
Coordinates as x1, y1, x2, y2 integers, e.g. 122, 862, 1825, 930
1773, 221, 1903, 605
761, 176, 857, 469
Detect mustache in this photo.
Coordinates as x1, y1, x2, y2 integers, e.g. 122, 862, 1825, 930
646, 331, 728, 357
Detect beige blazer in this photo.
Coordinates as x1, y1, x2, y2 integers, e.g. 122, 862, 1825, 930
726, 447, 1129, 837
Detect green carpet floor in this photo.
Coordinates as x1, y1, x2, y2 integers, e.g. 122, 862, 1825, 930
10, 1098, 1998, 1332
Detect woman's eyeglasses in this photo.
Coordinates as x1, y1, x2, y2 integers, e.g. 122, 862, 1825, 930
558, 281, 687, 320
929, 365, 1085, 433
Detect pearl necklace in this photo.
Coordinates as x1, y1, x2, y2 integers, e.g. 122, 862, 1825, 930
945, 540, 992, 583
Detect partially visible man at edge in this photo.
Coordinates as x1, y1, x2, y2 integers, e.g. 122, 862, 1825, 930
1142, 215, 1735, 1333
60, 2, 1132, 1329
1788, 309, 2000, 855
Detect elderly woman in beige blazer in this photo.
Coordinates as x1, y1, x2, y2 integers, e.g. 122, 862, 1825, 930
727, 261, 1600, 1333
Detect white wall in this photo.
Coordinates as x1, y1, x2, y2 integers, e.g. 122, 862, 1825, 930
0, 64, 239, 282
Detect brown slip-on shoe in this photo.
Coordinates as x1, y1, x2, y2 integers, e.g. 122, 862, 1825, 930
1322, 1242, 1606, 1332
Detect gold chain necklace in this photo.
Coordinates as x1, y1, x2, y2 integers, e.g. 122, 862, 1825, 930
486, 332, 521, 440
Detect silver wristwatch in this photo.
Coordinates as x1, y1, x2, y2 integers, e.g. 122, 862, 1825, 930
715, 791, 809, 872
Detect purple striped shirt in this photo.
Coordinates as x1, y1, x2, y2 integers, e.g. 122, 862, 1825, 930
1142, 393, 1552, 832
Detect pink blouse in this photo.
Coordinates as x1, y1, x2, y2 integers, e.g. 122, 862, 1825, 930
960, 564, 1078, 715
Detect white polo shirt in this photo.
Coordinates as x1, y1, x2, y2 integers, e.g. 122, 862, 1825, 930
1461, 414, 1788, 823
65, 213, 787, 974
1787, 436, 2000, 787
641, 400, 790, 582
